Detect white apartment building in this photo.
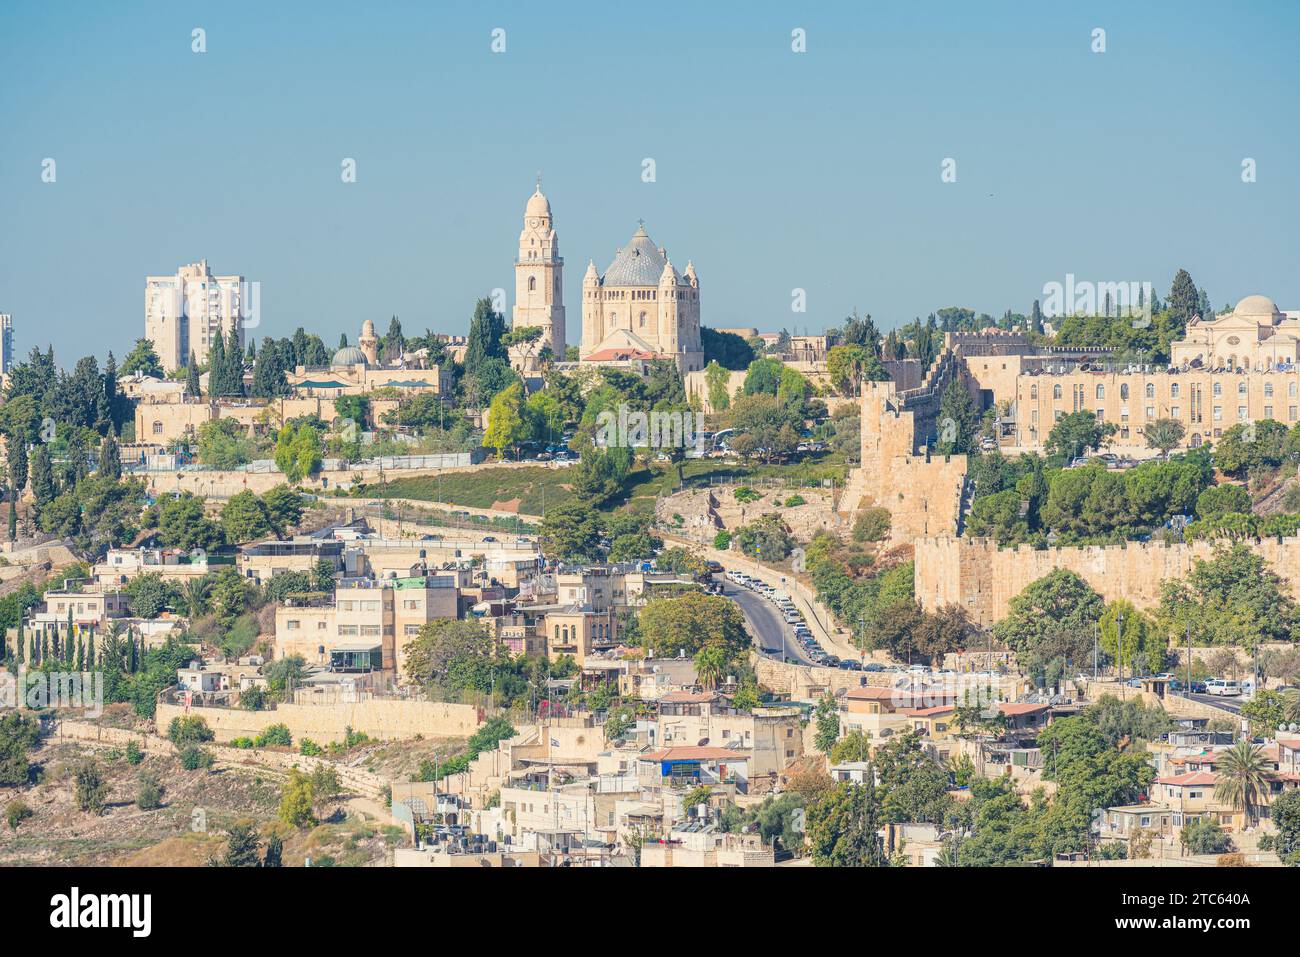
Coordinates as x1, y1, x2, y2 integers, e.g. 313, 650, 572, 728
144, 260, 248, 372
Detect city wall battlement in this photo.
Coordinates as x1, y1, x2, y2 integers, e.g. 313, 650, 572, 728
915, 534, 1300, 626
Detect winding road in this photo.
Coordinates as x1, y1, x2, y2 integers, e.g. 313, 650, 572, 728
717, 578, 817, 666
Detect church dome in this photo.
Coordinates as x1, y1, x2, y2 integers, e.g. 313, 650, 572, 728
1232, 294, 1281, 320
331, 346, 368, 368
602, 223, 668, 286
525, 188, 551, 219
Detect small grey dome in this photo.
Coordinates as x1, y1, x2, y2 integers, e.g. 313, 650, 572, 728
331, 346, 368, 368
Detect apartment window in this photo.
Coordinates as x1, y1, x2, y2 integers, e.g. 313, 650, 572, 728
402, 599, 421, 610
1238, 381, 1247, 395
1213, 406, 1222, 421
404, 625, 420, 636
1265, 406, 1274, 419
361, 625, 380, 637
1239, 406, 1248, 420
1291, 382, 1298, 398
1030, 384, 1038, 399
286, 620, 300, 630
1120, 383, 1129, 400
1096, 408, 1105, 422
1171, 406, 1180, 418
1212, 382, 1222, 397
338, 625, 358, 636
1095, 384, 1105, 400
1265, 382, 1274, 397
339, 601, 354, 611
1145, 383, 1155, 399
1171, 383, 1180, 398
1145, 406, 1155, 419
1053, 384, 1062, 400
1291, 406, 1298, 421
317, 620, 327, 630
152, 422, 163, 435
361, 601, 381, 612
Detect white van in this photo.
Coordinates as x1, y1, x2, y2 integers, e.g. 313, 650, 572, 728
1205, 679, 1242, 697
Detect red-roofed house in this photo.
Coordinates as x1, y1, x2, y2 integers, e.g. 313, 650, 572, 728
996, 702, 1052, 734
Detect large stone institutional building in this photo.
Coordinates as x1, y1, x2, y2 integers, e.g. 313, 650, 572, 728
959, 295, 1300, 451
144, 260, 248, 373
579, 221, 703, 374
509, 186, 703, 375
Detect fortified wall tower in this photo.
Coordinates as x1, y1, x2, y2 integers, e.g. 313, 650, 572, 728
838, 349, 971, 542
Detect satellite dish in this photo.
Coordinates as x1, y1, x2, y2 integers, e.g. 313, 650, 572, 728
697, 738, 709, 747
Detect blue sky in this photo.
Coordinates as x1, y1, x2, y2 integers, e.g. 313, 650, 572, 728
1, 0, 1298, 364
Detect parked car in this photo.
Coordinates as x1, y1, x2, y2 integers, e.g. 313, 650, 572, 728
1205, 679, 1242, 696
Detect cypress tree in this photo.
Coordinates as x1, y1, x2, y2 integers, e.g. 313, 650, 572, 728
14, 623, 23, 663
186, 351, 202, 399
76, 636, 84, 671
7, 490, 15, 543
28, 446, 54, 520
226, 326, 245, 397
209, 333, 227, 397
86, 628, 95, 668
98, 433, 122, 480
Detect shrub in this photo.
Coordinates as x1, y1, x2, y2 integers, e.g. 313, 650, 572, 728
853, 507, 892, 543
299, 738, 323, 757
784, 495, 806, 508
5, 799, 32, 830
136, 772, 164, 810
1181, 818, 1233, 855
230, 737, 256, 749
240, 687, 267, 711
74, 762, 107, 814
254, 724, 292, 748
713, 530, 732, 551
180, 746, 215, 771
125, 740, 145, 765
734, 487, 761, 503
167, 715, 214, 748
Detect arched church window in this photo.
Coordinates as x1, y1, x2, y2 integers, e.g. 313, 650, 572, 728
528, 276, 536, 292
639, 312, 646, 328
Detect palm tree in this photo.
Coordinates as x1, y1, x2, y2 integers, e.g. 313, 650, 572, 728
1213, 741, 1272, 829
1281, 689, 1300, 727
692, 646, 726, 690
181, 578, 211, 619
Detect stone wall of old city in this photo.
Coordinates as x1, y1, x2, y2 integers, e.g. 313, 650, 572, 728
154, 697, 483, 744
915, 534, 1300, 626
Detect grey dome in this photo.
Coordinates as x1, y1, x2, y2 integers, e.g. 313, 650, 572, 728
601, 224, 668, 287
331, 346, 367, 368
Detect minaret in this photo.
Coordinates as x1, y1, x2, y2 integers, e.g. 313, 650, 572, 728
512, 179, 566, 363
358, 319, 379, 365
